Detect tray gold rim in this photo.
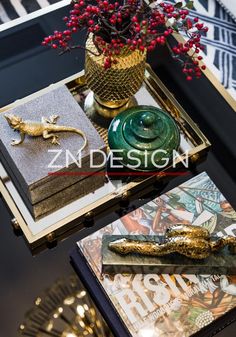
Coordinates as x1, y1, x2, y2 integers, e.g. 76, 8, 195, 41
0, 65, 211, 252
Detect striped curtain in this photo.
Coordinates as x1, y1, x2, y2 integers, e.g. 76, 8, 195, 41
168, 0, 236, 100
0, 0, 60, 24
0, 0, 235, 99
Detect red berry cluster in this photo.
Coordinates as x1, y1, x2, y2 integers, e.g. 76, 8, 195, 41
42, 0, 208, 79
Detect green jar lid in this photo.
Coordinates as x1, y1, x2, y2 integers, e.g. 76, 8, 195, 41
108, 106, 180, 171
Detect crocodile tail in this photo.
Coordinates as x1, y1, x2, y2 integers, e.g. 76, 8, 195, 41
210, 236, 236, 254
166, 224, 210, 240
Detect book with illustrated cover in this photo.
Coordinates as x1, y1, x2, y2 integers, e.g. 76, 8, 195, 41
76, 172, 236, 337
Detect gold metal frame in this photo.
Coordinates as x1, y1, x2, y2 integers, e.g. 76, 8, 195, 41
0, 66, 210, 252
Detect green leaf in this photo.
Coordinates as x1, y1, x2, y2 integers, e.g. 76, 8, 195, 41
186, 1, 194, 9
172, 24, 179, 32
174, 2, 183, 8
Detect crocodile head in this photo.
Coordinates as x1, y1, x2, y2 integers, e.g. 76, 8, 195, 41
4, 114, 23, 131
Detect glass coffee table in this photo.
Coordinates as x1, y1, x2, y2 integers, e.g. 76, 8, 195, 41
0, 3, 236, 337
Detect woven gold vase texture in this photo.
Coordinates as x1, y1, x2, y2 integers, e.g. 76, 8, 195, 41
85, 36, 147, 102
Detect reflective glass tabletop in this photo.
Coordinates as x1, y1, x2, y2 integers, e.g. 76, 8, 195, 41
0, 3, 236, 337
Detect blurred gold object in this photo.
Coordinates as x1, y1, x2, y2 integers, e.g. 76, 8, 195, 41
19, 275, 113, 337
85, 35, 147, 117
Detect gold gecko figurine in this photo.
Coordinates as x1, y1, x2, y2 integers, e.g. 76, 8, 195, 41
4, 114, 87, 153
108, 224, 236, 260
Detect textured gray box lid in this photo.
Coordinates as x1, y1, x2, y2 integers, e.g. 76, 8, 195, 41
0, 85, 106, 204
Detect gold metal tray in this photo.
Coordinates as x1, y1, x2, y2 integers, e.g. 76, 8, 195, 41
0, 65, 210, 252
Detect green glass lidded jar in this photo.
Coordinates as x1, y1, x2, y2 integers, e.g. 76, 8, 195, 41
108, 106, 180, 171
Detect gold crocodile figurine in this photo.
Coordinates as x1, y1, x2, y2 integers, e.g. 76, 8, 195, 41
108, 224, 236, 260
4, 114, 87, 153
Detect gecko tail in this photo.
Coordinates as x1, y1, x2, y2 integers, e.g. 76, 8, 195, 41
76, 130, 87, 156
53, 126, 87, 155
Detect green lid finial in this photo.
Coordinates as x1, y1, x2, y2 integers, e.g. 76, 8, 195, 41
140, 111, 156, 127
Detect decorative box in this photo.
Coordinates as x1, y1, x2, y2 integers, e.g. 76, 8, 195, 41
0, 85, 106, 219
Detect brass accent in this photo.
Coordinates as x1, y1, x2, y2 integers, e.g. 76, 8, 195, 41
11, 218, 20, 230
74, 76, 86, 86
191, 153, 200, 163
19, 324, 25, 333
4, 114, 87, 152
109, 224, 236, 260
155, 171, 166, 180
154, 172, 167, 189
95, 96, 129, 109
121, 191, 131, 201
46, 232, 56, 243
119, 191, 131, 207
84, 211, 95, 227
85, 35, 147, 117
84, 92, 137, 119
84, 211, 94, 220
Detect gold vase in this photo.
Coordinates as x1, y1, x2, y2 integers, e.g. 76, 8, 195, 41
85, 36, 147, 118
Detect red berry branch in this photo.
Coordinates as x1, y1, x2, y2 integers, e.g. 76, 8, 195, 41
42, 0, 208, 79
